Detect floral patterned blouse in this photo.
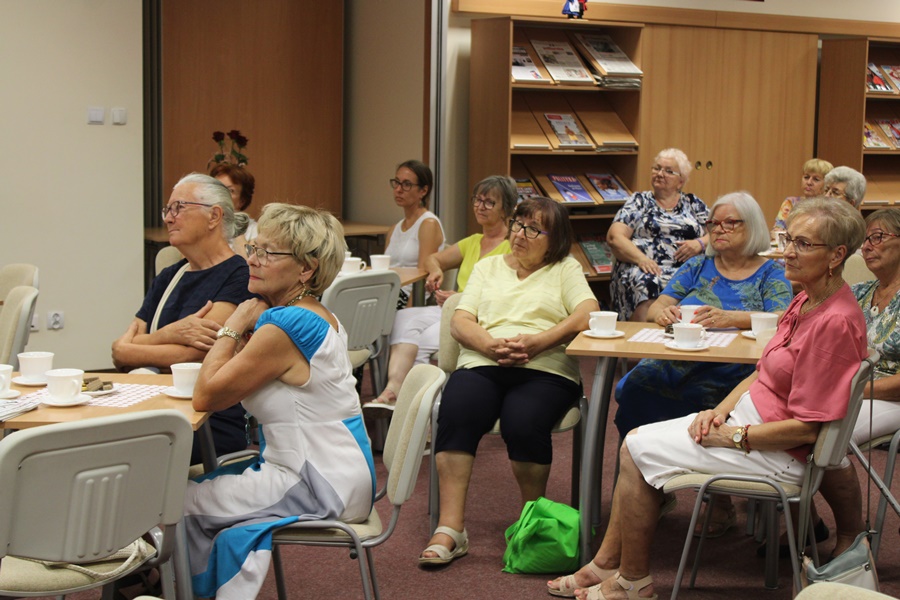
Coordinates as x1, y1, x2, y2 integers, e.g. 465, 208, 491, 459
853, 280, 900, 380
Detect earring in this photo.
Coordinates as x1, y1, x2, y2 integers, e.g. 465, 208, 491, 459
828, 265, 833, 278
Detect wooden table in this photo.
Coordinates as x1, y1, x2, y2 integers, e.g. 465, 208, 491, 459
566, 321, 763, 560
390, 267, 428, 305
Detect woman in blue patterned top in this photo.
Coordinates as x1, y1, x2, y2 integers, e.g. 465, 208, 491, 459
608, 148, 710, 321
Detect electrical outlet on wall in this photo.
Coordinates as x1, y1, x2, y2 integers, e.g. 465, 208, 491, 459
47, 311, 64, 330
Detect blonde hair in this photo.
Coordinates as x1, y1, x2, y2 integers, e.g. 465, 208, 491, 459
803, 158, 834, 177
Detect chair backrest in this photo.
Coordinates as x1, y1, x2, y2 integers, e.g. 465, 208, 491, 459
155, 246, 184, 275
843, 253, 875, 286
437, 292, 463, 373
381, 363, 445, 504
321, 270, 401, 351
0, 410, 192, 564
0, 264, 39, 304
0, 285, 39, 369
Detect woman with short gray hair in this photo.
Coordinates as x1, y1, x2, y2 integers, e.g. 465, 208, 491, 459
824, 165, 867, 209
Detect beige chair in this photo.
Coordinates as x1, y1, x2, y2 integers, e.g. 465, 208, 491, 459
850, 428, 900, 560
663, 349, 878, 597
428, 293, 586, 532
0, 410, 192, 599
269, 363, 446, 600
154, 245, 184, 276
0, 286, 39, 369
844, 253, 875, 285
0, 263, 38, 307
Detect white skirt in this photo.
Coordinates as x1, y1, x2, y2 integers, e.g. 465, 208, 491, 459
626, 392, 807, 489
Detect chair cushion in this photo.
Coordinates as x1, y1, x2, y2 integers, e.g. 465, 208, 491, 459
273, 506, 383, 543
0, 538, 155, 594
349, 348, 372, 370
662, 472, 801, 497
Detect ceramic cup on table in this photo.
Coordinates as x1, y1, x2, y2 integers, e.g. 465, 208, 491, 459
369, 254, 391, 271
17, 351, 54, 383
672, 323, 704, 348
588, 311, 618, 335
45, 368, 84, 404
171, 362, 202, 397
0, 364, 12, 395
341, 257, 367, 274
751, 312, 779, 337
680, 304, 703, 324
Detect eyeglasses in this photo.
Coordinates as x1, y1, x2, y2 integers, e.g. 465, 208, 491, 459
864, 231, 900, 246
161, 200, 211, 220
508, 219, 547, 239
389, 178, 421, 192
244, 244, 294, 266
651, 165, 680, 178
471, 195, 497, 209
783, 234, 829, 253
704, 219, 745, 232
824, 186, 848, 200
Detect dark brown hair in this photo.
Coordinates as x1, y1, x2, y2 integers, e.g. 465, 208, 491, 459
209, 163, 256, 211
396, 159, 433, 206
512, 197, 573, 265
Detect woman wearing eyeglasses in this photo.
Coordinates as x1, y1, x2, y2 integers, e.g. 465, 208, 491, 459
823, 165, 867, 209
608, 148, 710, 322
420, 197, 598, 567
365, 175, 515, 409
549, 197, 867, 600
384, 159, 445, 308
185, 204, 374, 599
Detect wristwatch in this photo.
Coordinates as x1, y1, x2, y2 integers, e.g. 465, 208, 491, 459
732, 426, 747, 451
216, 326, 242, 343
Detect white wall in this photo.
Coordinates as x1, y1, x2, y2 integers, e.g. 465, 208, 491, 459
0, 1, 144, 369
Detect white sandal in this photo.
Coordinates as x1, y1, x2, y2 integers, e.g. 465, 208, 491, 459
579, 572, 657, 600
418, 526, 469, 566
548, 561, 616, 597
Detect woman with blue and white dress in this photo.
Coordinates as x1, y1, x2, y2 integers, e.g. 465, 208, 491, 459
184, 203, 375, 600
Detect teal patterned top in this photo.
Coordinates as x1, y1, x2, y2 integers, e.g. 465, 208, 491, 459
853, 280, 900, 380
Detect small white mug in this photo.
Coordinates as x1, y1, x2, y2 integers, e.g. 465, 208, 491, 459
0, 364, 12, 395
750, 312, 779, 336
171, 362, 202, 397
46, 368, 84, 403
672, 323, 704, 348
369, 254, 391, 271
341, 257, 367, 274
588, 311, 618, 335
17, 351, 54, 383
680, 304, 703, 324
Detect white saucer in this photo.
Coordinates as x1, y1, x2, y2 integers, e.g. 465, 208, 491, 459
12, 376, 47, 387
583, 330, 625, 339
0, 390, 21, 400
84, 383, 119, 397
665, 340, 710, 352
163, 386, 192, 400
741, 331, 757, 340
42, 394, 91, 407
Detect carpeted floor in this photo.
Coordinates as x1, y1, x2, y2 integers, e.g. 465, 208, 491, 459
60, 357, 900, 599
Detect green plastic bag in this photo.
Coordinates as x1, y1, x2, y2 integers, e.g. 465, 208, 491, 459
502, 496, 580, 574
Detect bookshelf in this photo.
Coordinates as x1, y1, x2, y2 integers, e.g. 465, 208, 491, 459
468, 16, 644, 288
818, 37, 900, 209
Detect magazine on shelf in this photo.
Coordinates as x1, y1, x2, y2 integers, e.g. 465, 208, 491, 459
565, 93, 638, 147
875, 118, 900, 148
586, 173, 631, 201
571, 32, 642, 77
881, 65, 900, 95
867, 63, 896, 94
578, 235, 614, 274
864, 120, 893, 149
515, 178, 542, 203
511, 44, 549, 83
529, 39, 594, 84
596, 76, 642, 90
544, 113, 593, 147
547, 174, 595, 203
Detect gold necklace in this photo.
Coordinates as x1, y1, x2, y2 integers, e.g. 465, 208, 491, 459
285, 288, 315, 307
801, 279, 841, 315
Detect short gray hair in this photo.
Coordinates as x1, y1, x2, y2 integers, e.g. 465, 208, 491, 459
473, 175, 517, 219
787, 197, 866, 263
655, 148, 692, 187
174, 173, 240, 239
824, 166, 867, 208
706, 191, 770, 257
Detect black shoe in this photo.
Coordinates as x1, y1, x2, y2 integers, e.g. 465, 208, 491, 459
756, 518, 829, 558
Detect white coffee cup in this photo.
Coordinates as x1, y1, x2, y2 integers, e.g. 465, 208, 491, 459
588, 311, 618, 335
17, 351, 54, 383
369, 254, 391, 271
46, 368, 84, 403
0, 364, 12, 395
680, 304, 703, 324
756, 328, 778, 347
750, 312, 779, 336
171, 362, 202, 397
341, 257, 367, 274
672, 323, 704, 348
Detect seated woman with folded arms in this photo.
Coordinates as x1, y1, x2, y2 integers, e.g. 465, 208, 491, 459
112, 173, 254, 463
420, 197, 598, 567
548, 198, 867, 600
184, 204, 374, 599
364, 175, 514, 409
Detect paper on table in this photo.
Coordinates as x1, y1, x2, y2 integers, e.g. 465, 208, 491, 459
628, 328, 737, 348
20, 384, 169, 409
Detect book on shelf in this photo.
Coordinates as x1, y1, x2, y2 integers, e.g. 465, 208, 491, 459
867, 63, 896, 94
528, 38, 594, 85
586, 173, 632, 202
511, 43, 551, 84
875, 118, 900, 149
570, 32, 642, 77
515, 178, 542, 203
510, 96, 552, 150
864, 120, 893, 150
544, 113, 594, 147
578, 235, 614, 274
881, 65, 900, 95
547, 174, 595, 204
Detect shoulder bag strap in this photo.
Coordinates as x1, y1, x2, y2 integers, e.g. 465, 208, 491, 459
150, 263, 190, 333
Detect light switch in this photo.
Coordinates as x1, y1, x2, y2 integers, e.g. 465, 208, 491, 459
87, 106, 105, 125
111, 107, 127, 125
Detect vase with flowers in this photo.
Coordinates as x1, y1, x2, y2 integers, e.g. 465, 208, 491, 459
208, 129, 249, 168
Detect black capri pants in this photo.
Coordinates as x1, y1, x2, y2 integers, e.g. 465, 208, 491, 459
434, 366, 581, 465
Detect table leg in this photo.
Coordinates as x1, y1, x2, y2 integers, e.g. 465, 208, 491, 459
198, 422, 217, 473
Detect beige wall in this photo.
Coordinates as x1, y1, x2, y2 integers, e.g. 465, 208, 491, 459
586, 0, 900, 21
0, 0, 144, 369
